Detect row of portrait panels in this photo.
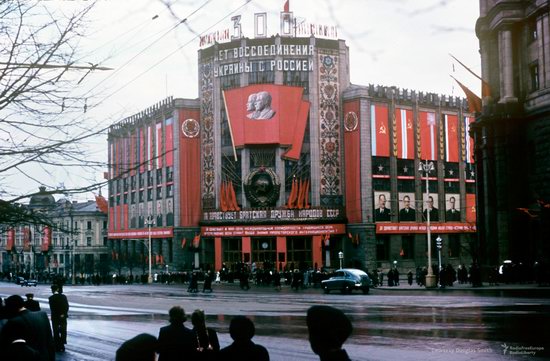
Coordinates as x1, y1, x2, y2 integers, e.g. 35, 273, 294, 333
374, 192, 462, 222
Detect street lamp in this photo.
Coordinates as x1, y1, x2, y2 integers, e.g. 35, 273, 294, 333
419, 159, 436, 288
338, 251, 344, 269
64, 201, 76, 285
144, 214, 155, 284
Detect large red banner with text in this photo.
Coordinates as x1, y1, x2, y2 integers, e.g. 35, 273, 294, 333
223, 84, 309, 161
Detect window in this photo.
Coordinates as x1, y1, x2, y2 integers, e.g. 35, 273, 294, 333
376, 235, 390, 261
157, 186, 162, 199
448, 234, 460, 258
528, 17, 538, 42
156, 169, 163, 184
222, 238, 242, 265
166, 167, 173, 182
147, 190, 153, 201
283, 70, 309, 94
286, 237, 312, 268
166, 185, 173, 198
530, 62, 540, 91
103, 221, 107, 229
401, 235, 414, 259
87, 221, 92, 230
87, 237, 92, 247
221, 74, 240, 89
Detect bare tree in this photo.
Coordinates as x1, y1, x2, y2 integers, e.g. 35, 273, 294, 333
0, 1, 111, 225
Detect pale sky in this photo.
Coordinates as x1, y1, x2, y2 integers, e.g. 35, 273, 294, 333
9, 0, 482, 201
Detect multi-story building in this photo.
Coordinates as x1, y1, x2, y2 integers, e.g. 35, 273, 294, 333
0, 186, 109, 280
107, 10, 477, 275
474, 0, 550, 267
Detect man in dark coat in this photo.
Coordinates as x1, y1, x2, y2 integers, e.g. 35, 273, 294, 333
399, 195, 416, 221
0, 295, 55, 361
157, 306, 196, 361
49, 284, 69, 352
116, 333, 158, 361
374, 193, 391, 221
24, 293, 41, 311
219, 316, 270, 361
307, 305, 352, 361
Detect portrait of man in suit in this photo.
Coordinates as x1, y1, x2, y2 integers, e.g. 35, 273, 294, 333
423, 195, 439, 222
374, 192, 391, 222
446, 195, 461, 221
399, 194, 416, 222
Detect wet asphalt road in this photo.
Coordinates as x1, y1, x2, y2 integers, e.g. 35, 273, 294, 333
1, 282, 549, 361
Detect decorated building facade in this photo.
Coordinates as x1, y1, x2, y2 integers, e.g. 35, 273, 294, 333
107, 11, 477, 274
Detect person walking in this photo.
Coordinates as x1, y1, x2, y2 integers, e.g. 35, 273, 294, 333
157, 306, 195, 361
219, 316, 270, 361
1, 295, 55, 361
306, 305, 353, 361
191, 309, 220, 361
203, 271, 213, 293
49, 284, 69, 352
116, 333, 158, 361
407, 271, 413, 286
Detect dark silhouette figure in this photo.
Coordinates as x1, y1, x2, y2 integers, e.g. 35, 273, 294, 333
24, 293, 41, 311
306, 305, 352, 361
116, 333, 158, 361
191, 309, 220, 361
4, 319, 41, 361
157, 306, 196, 361
219, 316, 270, 361
49, 284, 69, 352
1, 295, 55, 361
203, 271, 213, 293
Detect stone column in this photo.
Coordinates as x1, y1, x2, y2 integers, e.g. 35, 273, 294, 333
498, 28, 517, 103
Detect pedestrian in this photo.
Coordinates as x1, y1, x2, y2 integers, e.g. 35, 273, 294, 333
203, 271, 213, 293
273, 270, 282, 291
188, 272, 199, 293
1, 295, 55, 361
157, 306, 195, 361
407, 271, 413, 286
306, 305, 352, 361
219, 316, 270, 361
191, 309, 220, 361
48, 284, 69, 352
116, 333, 158, 361
24, 293, 41, 311
239, 270, 250, 290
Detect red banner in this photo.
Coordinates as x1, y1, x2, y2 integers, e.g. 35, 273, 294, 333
444, 114, 459, 162
6, 228, 15, 251
201, 223, 346, 237
344, 99, 362, 223
139, 128, 145, 173
165, 118, 174, 167
156, 122, 163, 169
464, 116, 475, 164
396, 108, 414, 159
419, 111, 438, 161
42, 226, 51, 252
108, 227, 174, 239
376, 222, 476, 234
23, 227, 31, 251
466, 193, 476, 223
370, 103, 390, 157
223, 84, 309, 161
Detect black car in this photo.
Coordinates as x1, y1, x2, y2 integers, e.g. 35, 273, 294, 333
321, 268, 371, 294
22, 279, 38, 287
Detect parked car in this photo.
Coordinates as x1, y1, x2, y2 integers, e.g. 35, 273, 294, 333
21, 279, 38, 287
321, 268, 371, 294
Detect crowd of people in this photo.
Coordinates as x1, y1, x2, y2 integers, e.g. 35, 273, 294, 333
116, 304, 354, 361
0, 283, 69, 361
0, 285, 356, 361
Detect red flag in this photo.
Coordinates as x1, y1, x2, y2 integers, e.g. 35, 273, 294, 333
95, 193, 108, 214
419, 111, 438, 161
371, 104, 390, 157
181, 238, 187, 249
449, 54, 491, 98
192, 234, 201, 248
323, 234, 330, 247
283, 0, 289, 12
287, 177, 298, 209
297, 179, 305, 209
228, 181, 241, 211
444, 114, 459, 162
23, 227, 31, 251
42, 227, 51, 252
466, 194, 477, 223
452, 76, 481, 113
395, 108, 414, 159
6, 228, 15, 251
220, 181, 228, 211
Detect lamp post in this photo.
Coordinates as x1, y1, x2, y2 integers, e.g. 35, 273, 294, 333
144, 214, 155, 284
419, 160, 437, 288
338, 251, 344, 270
